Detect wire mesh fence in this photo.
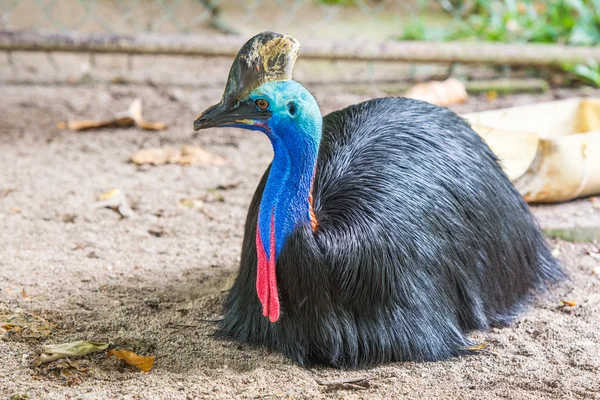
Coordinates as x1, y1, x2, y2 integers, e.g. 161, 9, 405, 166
0, 0, 464, 87
0, 0, 440, 41
4, 1, 599, 88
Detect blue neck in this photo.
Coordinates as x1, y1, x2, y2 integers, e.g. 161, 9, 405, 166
258, 122, 320, 260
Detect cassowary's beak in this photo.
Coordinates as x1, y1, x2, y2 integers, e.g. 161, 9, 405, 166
193, 100, 271, 130
193, 31, 300, 131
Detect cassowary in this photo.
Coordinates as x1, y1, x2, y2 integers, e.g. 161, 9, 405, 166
193, 32, 564, 368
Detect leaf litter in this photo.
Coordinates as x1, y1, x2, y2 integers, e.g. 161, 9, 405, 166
131, 145, 227, 166
35, 358, 92, 387
107, 349, 155, 372
36, 341, 109, 365
1, 310, 52, 340
31, 340, 155, 386
58, 98, 167, 131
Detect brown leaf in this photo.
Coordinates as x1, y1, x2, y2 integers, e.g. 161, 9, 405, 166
131, 146, 226, 166
461, 343, 488, 351
179, 145, 227, 166
67, 117, 134, 131
62, 99, 166, 131
405, 78, 468, 107
107, 349, 155, 372
131, 147, 181, 165
20, 288, 28, 299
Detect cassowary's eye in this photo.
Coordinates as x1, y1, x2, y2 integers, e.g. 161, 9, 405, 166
288, 103, 296, 115
255, 99, 269, 111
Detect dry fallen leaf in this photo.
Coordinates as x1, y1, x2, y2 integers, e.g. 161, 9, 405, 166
107, 349, 155, 372
37, 341, 109, 364
66, 116, 134, 131
560, 300, 577, 307
20, 288, 28, 299
405, 78, 468, 107
131, 145, 226, 166
90, 188, 134, 218
179, 145, 227, 166
61, 99, 166, 131
130, 147, 181, 165
1, 310, 52, 339
461, 343, 488, 351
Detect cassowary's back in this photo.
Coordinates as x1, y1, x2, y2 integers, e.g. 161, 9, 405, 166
220, 97, 563, 368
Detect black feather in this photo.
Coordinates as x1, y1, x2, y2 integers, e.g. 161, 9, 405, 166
218, 97, 564, 368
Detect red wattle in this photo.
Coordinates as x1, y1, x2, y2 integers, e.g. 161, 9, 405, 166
255, 226, 269, 317
255, 213, 280, 322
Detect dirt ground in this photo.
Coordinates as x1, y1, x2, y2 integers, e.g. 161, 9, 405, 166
1, 82, 600, 400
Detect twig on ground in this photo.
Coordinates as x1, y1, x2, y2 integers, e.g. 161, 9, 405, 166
316, 377, 370, 392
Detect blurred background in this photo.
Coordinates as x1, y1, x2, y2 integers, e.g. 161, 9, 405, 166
1, 0, 599, 88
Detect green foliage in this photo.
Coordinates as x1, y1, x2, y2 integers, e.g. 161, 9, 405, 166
564, 59, 600, 86
447, 0, 600, 45
398, 0, 600, 86
401, 17, 427, 41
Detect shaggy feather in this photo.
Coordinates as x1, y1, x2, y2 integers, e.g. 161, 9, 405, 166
218, 97, 564, 368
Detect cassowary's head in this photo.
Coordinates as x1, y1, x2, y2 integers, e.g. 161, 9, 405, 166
194, 32, 321, 146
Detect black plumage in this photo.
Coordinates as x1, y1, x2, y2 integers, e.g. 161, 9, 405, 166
218, 97, 564, 368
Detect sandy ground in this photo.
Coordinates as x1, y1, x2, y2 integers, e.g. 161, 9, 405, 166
1, 83, 600, 400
